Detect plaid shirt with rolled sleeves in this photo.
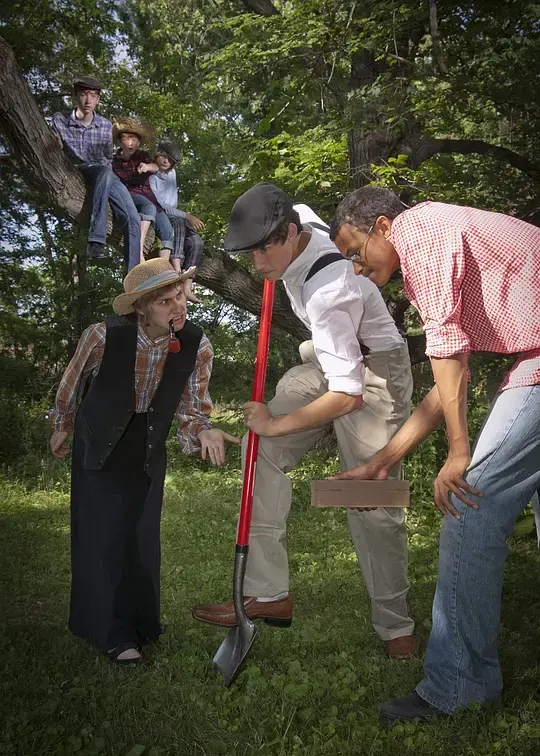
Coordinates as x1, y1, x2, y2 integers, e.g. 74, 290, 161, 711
51, 111, 113, 167
112, 149, 163, 209
389, 201, 540, 391
52, 322, 214, 454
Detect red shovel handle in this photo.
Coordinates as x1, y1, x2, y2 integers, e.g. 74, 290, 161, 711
237, 280, 275, 546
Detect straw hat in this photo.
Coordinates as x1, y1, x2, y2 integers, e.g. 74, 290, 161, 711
113, 259, 197, 315
112, 117, 155, 146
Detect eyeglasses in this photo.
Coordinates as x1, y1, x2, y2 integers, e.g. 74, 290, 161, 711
347, 222, 375, 265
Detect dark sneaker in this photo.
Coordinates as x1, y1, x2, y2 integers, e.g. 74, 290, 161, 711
86, 241, 106, 260
379, 691, 448, 725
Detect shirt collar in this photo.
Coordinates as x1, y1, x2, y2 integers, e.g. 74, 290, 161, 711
68, 109, 98, 128
139, 324, 169, 348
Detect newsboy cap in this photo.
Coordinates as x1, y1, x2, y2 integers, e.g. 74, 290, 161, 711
73, 76, 104, 91
224, 182, 294, 254
157, 141, 181, 164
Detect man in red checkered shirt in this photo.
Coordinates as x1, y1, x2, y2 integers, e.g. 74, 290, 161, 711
330, 188, 540, 723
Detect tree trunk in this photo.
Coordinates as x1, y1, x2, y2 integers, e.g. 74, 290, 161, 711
0, 36, 86, 219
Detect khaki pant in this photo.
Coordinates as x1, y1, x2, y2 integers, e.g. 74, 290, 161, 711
243, 341, 414, 640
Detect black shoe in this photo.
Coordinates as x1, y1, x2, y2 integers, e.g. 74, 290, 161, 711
379, 691, 448, 725
86, 241, 106, 260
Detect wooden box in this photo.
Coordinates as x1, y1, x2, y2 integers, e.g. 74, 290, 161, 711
311, 479, 410, 509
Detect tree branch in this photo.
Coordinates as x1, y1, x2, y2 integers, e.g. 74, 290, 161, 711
410, 134, 540, 182
240, 0, 279, 16
0, 40, 86, 218
0, 35, 432, 359
428, 0, 448, 74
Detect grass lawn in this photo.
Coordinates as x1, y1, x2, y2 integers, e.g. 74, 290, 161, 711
1, 437, 539, 756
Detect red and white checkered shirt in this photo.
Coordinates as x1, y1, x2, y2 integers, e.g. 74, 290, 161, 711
390, 202, 540, 390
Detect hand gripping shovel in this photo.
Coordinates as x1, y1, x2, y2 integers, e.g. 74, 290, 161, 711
213, 279, 275, 686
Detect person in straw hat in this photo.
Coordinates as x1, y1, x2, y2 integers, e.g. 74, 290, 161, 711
112, 117, 175, 267
50, 259, 239, 665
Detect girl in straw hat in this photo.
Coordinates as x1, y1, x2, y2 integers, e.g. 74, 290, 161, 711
112, 118, 175, 267
50, 259, 239, 664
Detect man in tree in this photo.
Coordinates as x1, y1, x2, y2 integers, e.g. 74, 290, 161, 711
330, 186, 540, 722
192, 183, 416, 660
52, 76, 141, 270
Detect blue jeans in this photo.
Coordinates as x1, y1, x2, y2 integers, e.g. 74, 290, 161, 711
131, 195, 174, 250
417, 385, 540, 713
80, 165, 141, 271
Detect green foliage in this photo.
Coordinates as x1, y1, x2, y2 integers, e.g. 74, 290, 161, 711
2, 0, 539, 381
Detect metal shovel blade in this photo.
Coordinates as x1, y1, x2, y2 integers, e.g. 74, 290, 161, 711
213, 546, 257, 686
213, 619, 257, 687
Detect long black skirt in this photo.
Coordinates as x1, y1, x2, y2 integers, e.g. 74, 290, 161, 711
69, 412, 165, 651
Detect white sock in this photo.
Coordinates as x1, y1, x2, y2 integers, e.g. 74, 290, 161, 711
256, 592, 289, 603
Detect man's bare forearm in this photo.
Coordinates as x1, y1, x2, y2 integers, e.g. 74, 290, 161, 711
372, 385, 445, 470
270, 391, 363, 436
430, 354, 470, 456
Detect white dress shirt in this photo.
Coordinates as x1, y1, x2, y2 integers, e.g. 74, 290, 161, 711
283, 206, 404, 395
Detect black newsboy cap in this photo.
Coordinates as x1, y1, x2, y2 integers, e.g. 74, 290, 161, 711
224, 182, 294, 254
73, 76, 104, 91
157, 141, 181, 164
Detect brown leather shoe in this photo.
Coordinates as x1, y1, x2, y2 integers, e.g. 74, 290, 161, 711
386, 635, 417, 660
192, 595, 293, 628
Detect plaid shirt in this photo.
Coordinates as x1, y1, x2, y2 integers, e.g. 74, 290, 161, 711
390, 202, 540, 390
112, 149, 163, 209
51, 110, 113, 167
52, 322, 213, 454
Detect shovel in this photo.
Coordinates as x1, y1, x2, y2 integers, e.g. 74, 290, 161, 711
213, 279, 276, 686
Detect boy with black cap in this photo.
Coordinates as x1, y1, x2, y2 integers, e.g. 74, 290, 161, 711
149, 141, 205, 302
52, 76, 141, 270
50, 258, 239, 664
192, 183, 416, 660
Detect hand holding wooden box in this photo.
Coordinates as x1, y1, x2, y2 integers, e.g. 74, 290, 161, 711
311, 479, 410, 509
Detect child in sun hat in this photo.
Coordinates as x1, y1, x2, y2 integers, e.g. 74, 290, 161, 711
149, 140, 205, 303
112, 118, 175, 266
50, 258, 239, 664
